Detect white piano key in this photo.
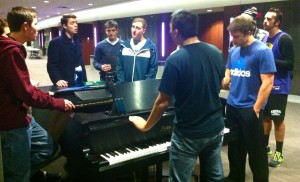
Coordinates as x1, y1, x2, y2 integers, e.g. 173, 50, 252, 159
99, 127, 229, 166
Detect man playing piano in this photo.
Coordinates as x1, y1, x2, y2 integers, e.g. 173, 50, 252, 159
130, 10, 225, 181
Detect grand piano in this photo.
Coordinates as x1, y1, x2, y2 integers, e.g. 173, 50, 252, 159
33, 79, 237, 181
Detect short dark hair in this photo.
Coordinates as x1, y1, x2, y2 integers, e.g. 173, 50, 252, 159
104, 20, 118, 29
170, 10, 199, 39
0, 18, 8, 35
227, 15, 256, 34
7, 6, 37, 32
268, 7, 283, 28
61, 14, 76, 26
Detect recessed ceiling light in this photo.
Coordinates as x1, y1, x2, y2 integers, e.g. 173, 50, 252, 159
70, 8, 75, 11
46, 15, 50, 17
32, 7, 36, 9
57, 12, 60, 14
44, 1, 49, 3
88, 4, 93, 6
207, 9, 212, 12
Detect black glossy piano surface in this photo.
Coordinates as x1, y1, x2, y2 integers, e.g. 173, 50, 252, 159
72, 80, 237, 181
76, 80, 174, 180
38, 85, 113, 112
34, 80, 238, 181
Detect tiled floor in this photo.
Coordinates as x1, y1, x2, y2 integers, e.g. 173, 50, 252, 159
27, 57, 300, 181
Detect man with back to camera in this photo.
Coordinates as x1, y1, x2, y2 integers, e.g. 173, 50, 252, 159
223, 15, 276, 182
129, 10, 226, 181
47, 14, 87, 87
0, 6, 75, 182
116, 17, 158, 83
262, 7, 294, 167
93, 20, 123, 82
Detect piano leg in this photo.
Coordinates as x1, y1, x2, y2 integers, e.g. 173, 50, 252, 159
140, 163, 163, 181
156, 162, 163, 181
141, 166, 148, 181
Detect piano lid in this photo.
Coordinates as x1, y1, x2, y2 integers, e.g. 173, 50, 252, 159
110, 79, 170, 114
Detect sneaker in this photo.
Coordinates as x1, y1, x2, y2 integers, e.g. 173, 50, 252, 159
269, 151, 284, 167
267, 145, 272, 155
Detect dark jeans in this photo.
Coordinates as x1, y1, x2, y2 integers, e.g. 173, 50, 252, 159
226, 105, 269, 182
169, 129, 224, 182
1, 117, 57, 182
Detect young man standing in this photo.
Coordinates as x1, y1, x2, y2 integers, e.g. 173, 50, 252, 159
263, 7, 294, 167
93, 20, 122, 82
47, 14, 87, 87
117, 17, 158, 83
0, 7, 75, 182
130, 10, 225, 181
223, 15, 276, 182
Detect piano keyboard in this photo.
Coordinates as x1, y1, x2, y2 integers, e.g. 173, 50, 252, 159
100, 141, 171, 165
98, 127, 230, 167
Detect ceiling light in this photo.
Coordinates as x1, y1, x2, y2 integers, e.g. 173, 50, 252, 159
70, 8, 75, 11
88, 4, 93, 6
32, 7, 36, 9
207, 9, 212, 12
44, 1, 49, 3
57, 12, 60, 14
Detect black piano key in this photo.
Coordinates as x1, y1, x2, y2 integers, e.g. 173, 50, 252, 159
108, 152, 117, 157
115, 149, 123, 154
136, 143, 148, 149
119, 149, 129, 154
128, 146, 138, 151
103, 153, 111, 158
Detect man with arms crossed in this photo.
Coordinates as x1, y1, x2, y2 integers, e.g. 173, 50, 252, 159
0, 7, 74, 182
263, 7, 294, 167
223, 15, 276, 182
130, 10, 225, 181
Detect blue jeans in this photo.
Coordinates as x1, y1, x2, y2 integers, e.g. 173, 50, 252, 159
169, 129, 224, 182
1, 117, 57, 182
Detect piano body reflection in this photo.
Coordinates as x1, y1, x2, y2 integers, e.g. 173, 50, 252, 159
74, 80, 175, 181
37, 84, 113, 113
33, 80, 237, 181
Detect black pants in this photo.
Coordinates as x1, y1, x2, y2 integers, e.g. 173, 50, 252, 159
226, 105, 269, 182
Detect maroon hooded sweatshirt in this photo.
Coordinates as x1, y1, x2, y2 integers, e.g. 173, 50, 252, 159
0, 36, 65, 130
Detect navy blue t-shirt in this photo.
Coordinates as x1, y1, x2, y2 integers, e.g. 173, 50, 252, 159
159, 42, 225, 138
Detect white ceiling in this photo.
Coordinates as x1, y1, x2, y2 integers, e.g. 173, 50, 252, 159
0, 0, 286, 29
0, 0, 132, 19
